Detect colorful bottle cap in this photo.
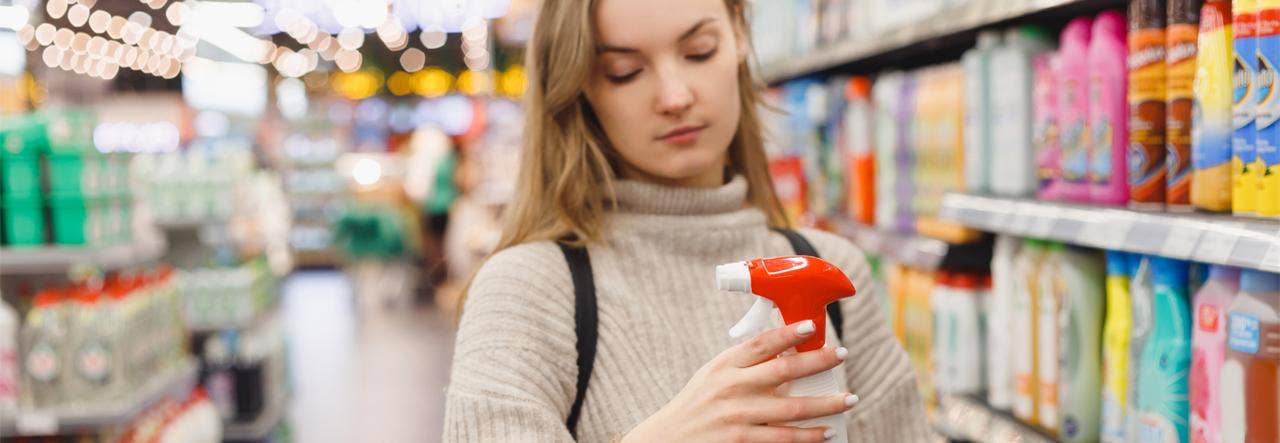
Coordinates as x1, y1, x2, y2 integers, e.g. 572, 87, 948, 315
1151, 256, 1190, 288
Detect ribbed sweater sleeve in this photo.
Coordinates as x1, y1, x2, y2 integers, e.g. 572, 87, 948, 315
800, 228, 935, 442
443, 242, 577, 442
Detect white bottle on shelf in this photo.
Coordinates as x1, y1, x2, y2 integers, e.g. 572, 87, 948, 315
963, 31, 1001, 194
991, 27, 1052, 197
0, 293, 19, 414
987, 235, 1021, 410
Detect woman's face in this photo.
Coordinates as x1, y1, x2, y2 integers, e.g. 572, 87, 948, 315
584, 0, 746, 188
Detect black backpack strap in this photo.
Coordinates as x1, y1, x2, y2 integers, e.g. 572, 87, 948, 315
558, 239, 596, 439
773, 228, 845, 344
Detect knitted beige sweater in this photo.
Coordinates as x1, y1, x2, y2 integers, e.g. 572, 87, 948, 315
444, 176, 933, 442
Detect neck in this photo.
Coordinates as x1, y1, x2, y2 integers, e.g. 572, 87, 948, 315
618, 165, 726, 189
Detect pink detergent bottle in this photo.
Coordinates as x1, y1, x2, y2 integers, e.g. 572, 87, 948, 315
1190, 265, 1240, 443
1059, 17, 1096, 202
717, 255, 856, 443
1089, 10, 1132, 205
1036, 54, 1066, 200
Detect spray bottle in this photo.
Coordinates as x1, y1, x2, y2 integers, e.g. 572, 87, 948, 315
717, 255, 855, 443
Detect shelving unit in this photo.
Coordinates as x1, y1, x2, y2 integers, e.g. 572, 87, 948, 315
831, 218, 948, 270
939, 193, 1280, 272
0, 359, 199, 436
758, 0, 1127, 83
935, 394, 1056, 443
0, 236, 167, 275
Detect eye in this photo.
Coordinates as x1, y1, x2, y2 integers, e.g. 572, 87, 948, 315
687, 47, 717, 62
606, 70, 642, 84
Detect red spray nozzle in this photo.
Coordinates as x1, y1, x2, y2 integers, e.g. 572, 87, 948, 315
718, 256, 856, 352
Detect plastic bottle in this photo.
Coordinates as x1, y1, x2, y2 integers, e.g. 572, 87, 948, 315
1036, 55, 1065, 200
0, 293, 18, 415
1013, 239, 1048, 424
931, 271, 956, 393
1101, 251, 1133, 443
718, 255, 856, 443
1189, 265, 1240, 443
964, 32, 1000, 195
1235, 0, 1261, 215
988, 236, 1021, 410
1257, 0, 1280, 217
1126, 255, 1157, 442
1221, 270, 1280, 443
65, 286, 120, 407
1091, 11, 1132, 206
844, 77, 876, 225
992, 27, 1051, 197
20, 290, 68, 409
1195, 0, 1238, 211
1057, 247, 1104, 442
1167, 0, 1201, 210
949, 273, 984, 394
1131, 0, 1171, 208
873, 72, 903, 232
1036, 243, 1065, 434
1059, 17, 1096, 202
1136, 257, 1193, 443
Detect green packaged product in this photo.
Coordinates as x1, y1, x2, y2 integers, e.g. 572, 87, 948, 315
2, 193, 45, 246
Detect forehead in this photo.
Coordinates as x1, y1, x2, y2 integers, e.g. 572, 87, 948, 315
593, 0, 729, 47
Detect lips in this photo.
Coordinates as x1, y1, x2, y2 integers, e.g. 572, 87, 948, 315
658, 124, 709, 144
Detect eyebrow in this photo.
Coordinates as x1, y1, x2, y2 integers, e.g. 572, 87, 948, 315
597, 17, 717, 54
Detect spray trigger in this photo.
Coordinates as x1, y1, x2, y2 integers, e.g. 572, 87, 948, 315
730, 297, 775, 339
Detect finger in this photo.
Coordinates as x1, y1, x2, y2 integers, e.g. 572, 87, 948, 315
745, 346, 847, 387
747, 393, 859, 424
723, 320, 817, 368
736, 425, 834, 443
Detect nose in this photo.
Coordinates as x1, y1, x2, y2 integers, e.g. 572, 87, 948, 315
653, 64, 694, 116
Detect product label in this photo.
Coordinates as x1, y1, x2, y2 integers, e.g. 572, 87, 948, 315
1063, 78, 1090, 183
1139, 412, 1183, 443
1198, 304, 1221, 332
1228, 312, 1261, 353
1168, 23, 1199, 206
24, 343, 58, 383
0, 349, 16, 400
75, 342, 110, 384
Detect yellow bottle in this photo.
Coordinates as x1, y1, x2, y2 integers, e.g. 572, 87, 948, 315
1100, 252, 1132, 442
1234, 0, 1260, 214
1194, 0, 1237, 211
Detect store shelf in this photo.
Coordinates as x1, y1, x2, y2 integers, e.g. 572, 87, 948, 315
940, 193, 1280, 271
831, 218, 948, 270
223, 389, 288, 442
935, 394, 1056, 443
0, 237, 167, 275
757, 0, 1124, 84
0, 359, 199, 436
188, 304, 278, 335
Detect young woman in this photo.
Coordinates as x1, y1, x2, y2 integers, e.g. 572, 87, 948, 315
443, 0, 932, 441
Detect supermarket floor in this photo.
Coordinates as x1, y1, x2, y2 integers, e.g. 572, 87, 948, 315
281, 270, 456, 443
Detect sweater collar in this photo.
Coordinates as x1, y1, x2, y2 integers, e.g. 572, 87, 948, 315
612, 175, 748, 216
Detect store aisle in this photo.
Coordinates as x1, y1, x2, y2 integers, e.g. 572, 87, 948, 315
282, 270, 455, 443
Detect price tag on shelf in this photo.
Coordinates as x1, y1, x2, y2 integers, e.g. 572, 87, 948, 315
1263, 243, 1280, 272
1196, 227, 1240, 265
1009, 213, 1034, 235
16, 413, 57, 435
1027, 207, 1061, 238
1081, 217, 1133, 249
1128, 221, 1170, 255
1160, 224, 1202, 259
989, 210, 1014, 232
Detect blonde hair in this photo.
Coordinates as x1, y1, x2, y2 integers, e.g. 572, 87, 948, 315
458, 0, 789, 312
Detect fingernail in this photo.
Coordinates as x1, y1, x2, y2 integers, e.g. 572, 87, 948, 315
845, 394, 860, 408
796, 320, 815, 336
824, 428, 836, 439
835, 347, 848, 361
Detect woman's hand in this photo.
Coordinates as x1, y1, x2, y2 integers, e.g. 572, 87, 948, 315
621, 320, 858, 442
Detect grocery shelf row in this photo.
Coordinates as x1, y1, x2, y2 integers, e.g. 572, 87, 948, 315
831, 218, 948, 270
0, 236, 167, 275
758, 0, 1125, 83
940, 193, 1280, 272
935, 394, 1056, 443
0, 359, 199, 437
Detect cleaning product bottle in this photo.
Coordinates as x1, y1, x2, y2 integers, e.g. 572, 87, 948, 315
1126, 255, 1157, 442
992, 27, 1051, 197
1195, 0, 1238, 212
1137, 257, 1193, 443
1036, 55, 1065, 200
1058, 247, 1105, 442
988, 236, 1021, 410
931, 271, 956, 394
20, 289, 69, 409
1091, 10, 1132, 206
1101, 251, 1133, 443
1036, 243, 1065, 435
1060, 17, 1096, 202
0, 292, 18, 415
950, 273, 984, 394
1130, 0, 1171, 209
1189, 265, 1240, 443
1167, 0, 1201, 210
1220, 270, 1280, 443
964, 32, 1000, 195
874, 73, 903, 231
1257, 0, 1280, 217
1235, 0, 1261, 215
718, 255, 855, 443
844, 77, 875, 225
1013, 239, 1049, 424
